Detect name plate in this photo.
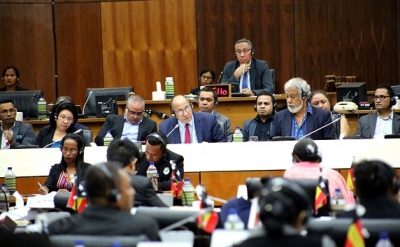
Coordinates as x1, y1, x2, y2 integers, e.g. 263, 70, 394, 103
206, 84, 231, 97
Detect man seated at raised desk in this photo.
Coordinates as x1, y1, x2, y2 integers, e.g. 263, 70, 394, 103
159, 95, 226, 144
198, 87, 233, 142
136, 132, 184, 191
48, 162, 159, 240
95, 95, 157, 146
107, 138, 167, 207
355, 84, 400, 138
0, 98, 36, 149
270, 77, 335, 140
242, 91, 275, 141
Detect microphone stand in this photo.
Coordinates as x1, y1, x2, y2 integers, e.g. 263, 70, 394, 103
160, 208, 212, 232
26, 94, 38, 120
299, 117, 341, 140
0, 186, 9, 212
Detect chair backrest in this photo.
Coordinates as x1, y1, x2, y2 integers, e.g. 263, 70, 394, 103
157, 194, 174, 207
82, 129, 93, 146
0, 90, 42, 118
245, 178, 263, 200
50, 234, 148, 247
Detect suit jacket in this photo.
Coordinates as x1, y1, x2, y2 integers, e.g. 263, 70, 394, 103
0, 86, 29, 91
131, 174, 167, 207
242, 115, 273, 141
136, 150, 184, 191
44, 162, 91, 192
95, 114, 157, 146
337, 196, 400, 218
159, 112, 226, 144
355, 112, 400, 138
0, 121, 36, 148
270, 106, 335, 140
35, 125, 84, 148
213, 111, 233, 142
221, 57, 275, 95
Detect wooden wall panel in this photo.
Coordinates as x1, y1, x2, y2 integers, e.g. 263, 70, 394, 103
0, 4, 55, 99
101, 0, 197, 100
54, 2, 103, 105
294, 0, 398, 91
195, 0, 295, 94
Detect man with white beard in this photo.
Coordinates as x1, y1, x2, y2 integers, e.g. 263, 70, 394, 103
270, 78, 335, 140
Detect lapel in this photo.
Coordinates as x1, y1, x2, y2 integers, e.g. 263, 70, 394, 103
12, 122, 21, 142
116, 116, 125, 138
250, 58, 256, 89
283, 110, 292, 136
169, 118, 181, 144
306, 109, 315, 136
392, 113, 400, 134
249, 120, 257, 136
194, 113, 203, 143
137, 117, 145, 139
370, 113, 378, 138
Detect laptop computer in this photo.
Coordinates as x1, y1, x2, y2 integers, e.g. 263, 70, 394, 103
228, 82, 249, 97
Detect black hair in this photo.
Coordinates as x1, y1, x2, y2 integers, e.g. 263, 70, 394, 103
49, 101, 78, 130
146, 131, 168, 153
199, 87, 218, 102
376, 84, 395, 98
2, 66, 20, 82
292, 138, 322, 163
0, 98, 15, 107
309, 90, 329, 102
199, 68, 216, 82
256, 91, 276, 106
354, 159, 398, 199
107, 139, 141, 167
85, 162, 120, 201
60, 133, 86, 182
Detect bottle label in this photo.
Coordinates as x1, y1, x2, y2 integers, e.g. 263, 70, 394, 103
165, 81, 174, 99
233, 133, 243, 142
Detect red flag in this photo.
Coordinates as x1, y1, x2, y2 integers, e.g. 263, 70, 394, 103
345, 217, 365, 247
67, 186, 87, 213
196, 186, 218, 233
315, 174, 329, 212
171, 181, 183, 197
347, 168, 355, 190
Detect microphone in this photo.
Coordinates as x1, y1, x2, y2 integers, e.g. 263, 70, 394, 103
82, 91, 92, 117
43, 129, 82, 148
166, 124, 179, 137
26, 94, 38, 120
299, 117, 341, 140
195, 184, 227, 204
217, 71, 224, 84
144, 109, 169, 119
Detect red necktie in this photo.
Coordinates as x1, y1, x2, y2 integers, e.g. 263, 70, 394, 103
184, 124, 191, 144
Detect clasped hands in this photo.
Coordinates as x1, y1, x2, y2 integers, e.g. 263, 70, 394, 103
234, 64, 254, 96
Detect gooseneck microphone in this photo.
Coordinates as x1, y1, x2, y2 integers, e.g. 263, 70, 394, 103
166, 124, 179, 137
43, 129, 82, 148
82, 91, 93, 117
299, 117, 341, 140
217, 71, 224, 84
26, 94, 38, 120
145, 109, 169, 119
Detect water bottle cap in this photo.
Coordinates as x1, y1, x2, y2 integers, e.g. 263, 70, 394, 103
7, 167, 12, 170
185, 178, 190, 182
379, 231, 389, 239
229, 208, 238, 215
166, 77, 173, 81
236, 126, 240, 129
111, 242, 122, 247
150, 162, 155, 166
74, 240, 85, 245
335, 188, 341, 192
1, 183, 6, 187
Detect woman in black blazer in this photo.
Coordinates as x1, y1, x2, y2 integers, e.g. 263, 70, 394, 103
39, 133, 91, 194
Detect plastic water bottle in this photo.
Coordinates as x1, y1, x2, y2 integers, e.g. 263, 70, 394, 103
104, 130, 113, 146
5, 167, 16, 194
146, 162, 158, 191
0, 184, 10, 212
111, 243, 121, 247
375, 232, 394, 247
224, 208, 245, 230
37, 95, 47, 120
182, 178, 195, 206
233, 127, 243, 142
165, 77, 174, 99
74, 240, 85, 247
330, 188, 346, 211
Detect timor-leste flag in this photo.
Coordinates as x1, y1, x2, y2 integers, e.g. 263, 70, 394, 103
196, 186, 218, 234
315, 176, 329, 212
345, 217, 365, 247
347, 168, 355, 190
67, 186, 87, 213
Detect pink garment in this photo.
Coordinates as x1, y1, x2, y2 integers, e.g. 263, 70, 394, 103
283, 161, 355, 205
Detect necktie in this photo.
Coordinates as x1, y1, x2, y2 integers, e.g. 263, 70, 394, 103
184, 124, 191, 144
242, 72, 249, 90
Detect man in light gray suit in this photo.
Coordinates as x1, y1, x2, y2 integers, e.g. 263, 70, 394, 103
355, 84, 400, 138
198, 87, 233, 142
0, 99, 36, 149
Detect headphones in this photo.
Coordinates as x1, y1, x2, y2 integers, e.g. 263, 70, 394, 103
254, 91, 276, 112
52, 101, 77, 124
197, 88, 218, 106
146, 133, 167, 147
95, 163, 121, 203
60, 133, 85, 155
294, 82, 308, 100
371, 85, 397, 107
169, 95, 194, 116
234, 39, 254, 56
258, 177, 312, 226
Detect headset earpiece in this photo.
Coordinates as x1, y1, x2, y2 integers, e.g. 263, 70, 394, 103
146, 133, 166, 147
17, 77, 19, 82
95, 163, 121, 203
61, 133, 85, 155
251, 49, 254, 55
253, 92, 277, 112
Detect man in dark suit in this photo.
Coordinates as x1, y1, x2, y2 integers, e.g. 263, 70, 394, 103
0, 99, 36, 149
355, 84, 400, 138
106, 139, 167, 207
159, 95, 226, 144
221, 38, 274, 96
95, 95, 157, 146
270, 78, 335, 140
136, 132, 184, 191
242, 91, 275, 141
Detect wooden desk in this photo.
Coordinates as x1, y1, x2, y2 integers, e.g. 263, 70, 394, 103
24, 117, 106, 137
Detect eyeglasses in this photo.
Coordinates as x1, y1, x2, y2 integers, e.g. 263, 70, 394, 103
235, 49, 251, 55
0, 108, 17, 115
373, 95, 391, 100
201, 75, 213, 80
59, 115, 74, 122
61, 147, 78, 154
126, 108, 143, 117
176, 105, 192, 116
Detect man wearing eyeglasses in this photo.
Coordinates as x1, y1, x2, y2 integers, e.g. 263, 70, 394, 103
159, 95, 226, 144
0, 99, 36, 149
95, 95, 157, 146
355, 84, 400, 138
221, 38, 275, 96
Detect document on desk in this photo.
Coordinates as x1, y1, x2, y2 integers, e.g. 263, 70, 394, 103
26, 192, 57, 209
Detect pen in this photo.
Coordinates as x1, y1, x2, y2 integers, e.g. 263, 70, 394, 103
37, 182, 44, 189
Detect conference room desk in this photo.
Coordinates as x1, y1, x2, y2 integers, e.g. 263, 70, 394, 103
1, 139, 398, 205
24, 117, 106, 137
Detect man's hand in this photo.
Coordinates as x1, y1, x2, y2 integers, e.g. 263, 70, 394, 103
242, 89, 255, 96
234, 64, 250, 80
3, 130, 14, 146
